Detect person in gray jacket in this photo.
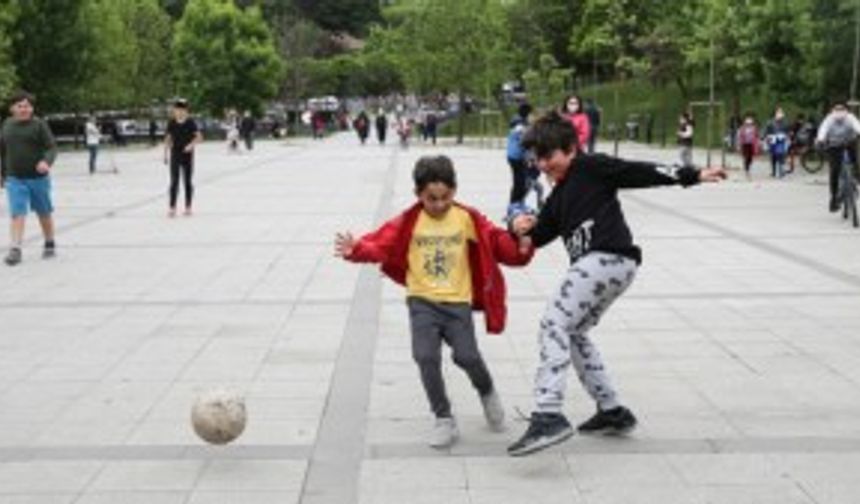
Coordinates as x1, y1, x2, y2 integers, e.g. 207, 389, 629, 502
816, 101, 860, 212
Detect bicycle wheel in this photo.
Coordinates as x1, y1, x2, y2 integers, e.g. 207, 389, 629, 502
850, 183, 859, 228
801, 149, 825, 173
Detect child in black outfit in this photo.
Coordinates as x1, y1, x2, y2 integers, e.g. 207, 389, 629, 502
507, 112, 726, 456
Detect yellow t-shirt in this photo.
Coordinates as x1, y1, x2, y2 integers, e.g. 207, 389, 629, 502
406, 207, 477, 303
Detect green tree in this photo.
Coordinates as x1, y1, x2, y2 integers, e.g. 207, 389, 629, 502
11, 0, 94, 113
747, 0, 821, 107
173, 0, 284, 116
569, 0, 664, 81
376, 0, 512, 143
521, 54, 570, 109
118, 0, 173, 109
295, 0, 381, 37
0, 0, 19, 100
75, 0, 138, 111
505, 0, 582, 77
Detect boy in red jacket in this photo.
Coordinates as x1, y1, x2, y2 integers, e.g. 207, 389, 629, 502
335, 155, 533, 448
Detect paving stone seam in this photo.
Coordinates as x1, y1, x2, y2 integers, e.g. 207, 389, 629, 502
297, 148, 398, 504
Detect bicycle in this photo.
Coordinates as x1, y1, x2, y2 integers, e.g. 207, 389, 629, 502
799, 143, 826, 173
837, 148, 859, 228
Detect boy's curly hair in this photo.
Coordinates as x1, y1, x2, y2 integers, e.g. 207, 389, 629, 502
521, 111, 578, 159
413, 155, 457, 191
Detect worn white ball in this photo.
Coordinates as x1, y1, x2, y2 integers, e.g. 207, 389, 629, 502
191, 389, 247, 445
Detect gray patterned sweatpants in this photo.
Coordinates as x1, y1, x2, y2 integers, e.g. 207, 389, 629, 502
534, 252, 637, 414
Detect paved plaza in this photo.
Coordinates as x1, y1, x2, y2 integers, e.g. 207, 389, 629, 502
1, 134, 859, 503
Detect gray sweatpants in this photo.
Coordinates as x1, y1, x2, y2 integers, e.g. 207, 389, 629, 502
408, 297, 494, 418
534, 252, 637, 414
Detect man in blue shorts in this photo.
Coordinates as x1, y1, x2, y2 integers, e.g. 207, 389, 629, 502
0, 91, 58, 266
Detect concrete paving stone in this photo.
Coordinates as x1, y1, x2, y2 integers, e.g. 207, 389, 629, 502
579, 484, 706, 504
0, 496, 75, 504
795, 480, 860, 504
358, 489, 471, 504
73, 491, 187, 504
565, 454, 683, 490
187, 491, 300, 504
359, 458, 467, 493
0, 461, 103, 493
691, 483, 815, 504
667, 454, 785, 485
88, 460, 204, 491
470, 487, 585, 504
194, 460, 306, 491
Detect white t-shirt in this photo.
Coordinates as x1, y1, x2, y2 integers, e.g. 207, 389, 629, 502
85, 122, 100, 146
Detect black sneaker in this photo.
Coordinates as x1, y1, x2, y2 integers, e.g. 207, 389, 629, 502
577, 406, 637, 435
42, 241, 56, 259
507, 412, 574, 457
4, 247, 22, 266
830, 198, 840, 213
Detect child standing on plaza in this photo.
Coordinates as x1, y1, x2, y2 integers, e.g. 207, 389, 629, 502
506, 112, 726, 456
164, 99, 202, 217
335, 155, 533, 448
0, 91, 59, 266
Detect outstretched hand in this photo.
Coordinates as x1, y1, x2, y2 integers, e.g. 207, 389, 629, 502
699, 166, 728, 183
334, 232, 356, 258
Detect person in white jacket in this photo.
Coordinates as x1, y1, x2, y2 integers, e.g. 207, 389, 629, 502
85, 117, 100, 175
815, 101, 860, 211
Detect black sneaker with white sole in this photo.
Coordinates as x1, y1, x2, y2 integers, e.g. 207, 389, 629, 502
507, 412, 574, 457
577, 406, 637, 435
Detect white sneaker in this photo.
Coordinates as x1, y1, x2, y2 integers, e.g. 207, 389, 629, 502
480, 391, 506, 432
429, 417, 459, 448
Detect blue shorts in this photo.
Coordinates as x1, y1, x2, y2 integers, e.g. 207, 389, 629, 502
5, 176, 54, 217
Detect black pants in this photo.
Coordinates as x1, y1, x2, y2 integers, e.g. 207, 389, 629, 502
508, 157, 528, 204
408, 297, 494, 418
169, 155, 194, 209
243, 134, 254, 150
741, 144, 755, 172
827, 145, 859, 199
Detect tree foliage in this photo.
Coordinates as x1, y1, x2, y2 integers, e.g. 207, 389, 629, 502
10, 0, 94, 112
0, 0, 18, 100
172, 0, 284, 116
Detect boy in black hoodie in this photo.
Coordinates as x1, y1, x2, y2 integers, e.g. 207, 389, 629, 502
507, 112, 726, 456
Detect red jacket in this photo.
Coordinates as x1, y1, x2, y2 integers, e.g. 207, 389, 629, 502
345, 202, 534, 334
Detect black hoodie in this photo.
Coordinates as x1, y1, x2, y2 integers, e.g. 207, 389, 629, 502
528, 153, 700, 264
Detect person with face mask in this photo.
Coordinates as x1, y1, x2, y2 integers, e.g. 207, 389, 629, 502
764, 107, 790, 178
816, 101, 860, 212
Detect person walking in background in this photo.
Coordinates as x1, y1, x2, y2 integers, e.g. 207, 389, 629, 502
240, 111, 256, 151
375, 111, 388, 145
764, 106, 790, 178
149, 119, 158, 146
353, 111, 370, 145
584, 98, 601, 153
425, 111, 438, 146
164, 98, 202, 218
561, 94, 591, 150
312, 111, 325, 140
0, 91, 59, 266
85, 116, 100, 175
677, 112, 694, 167
506, 102, 532, 206
737, 113, 759, 177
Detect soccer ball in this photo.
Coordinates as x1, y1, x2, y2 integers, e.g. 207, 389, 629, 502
190, 389, 247, 445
